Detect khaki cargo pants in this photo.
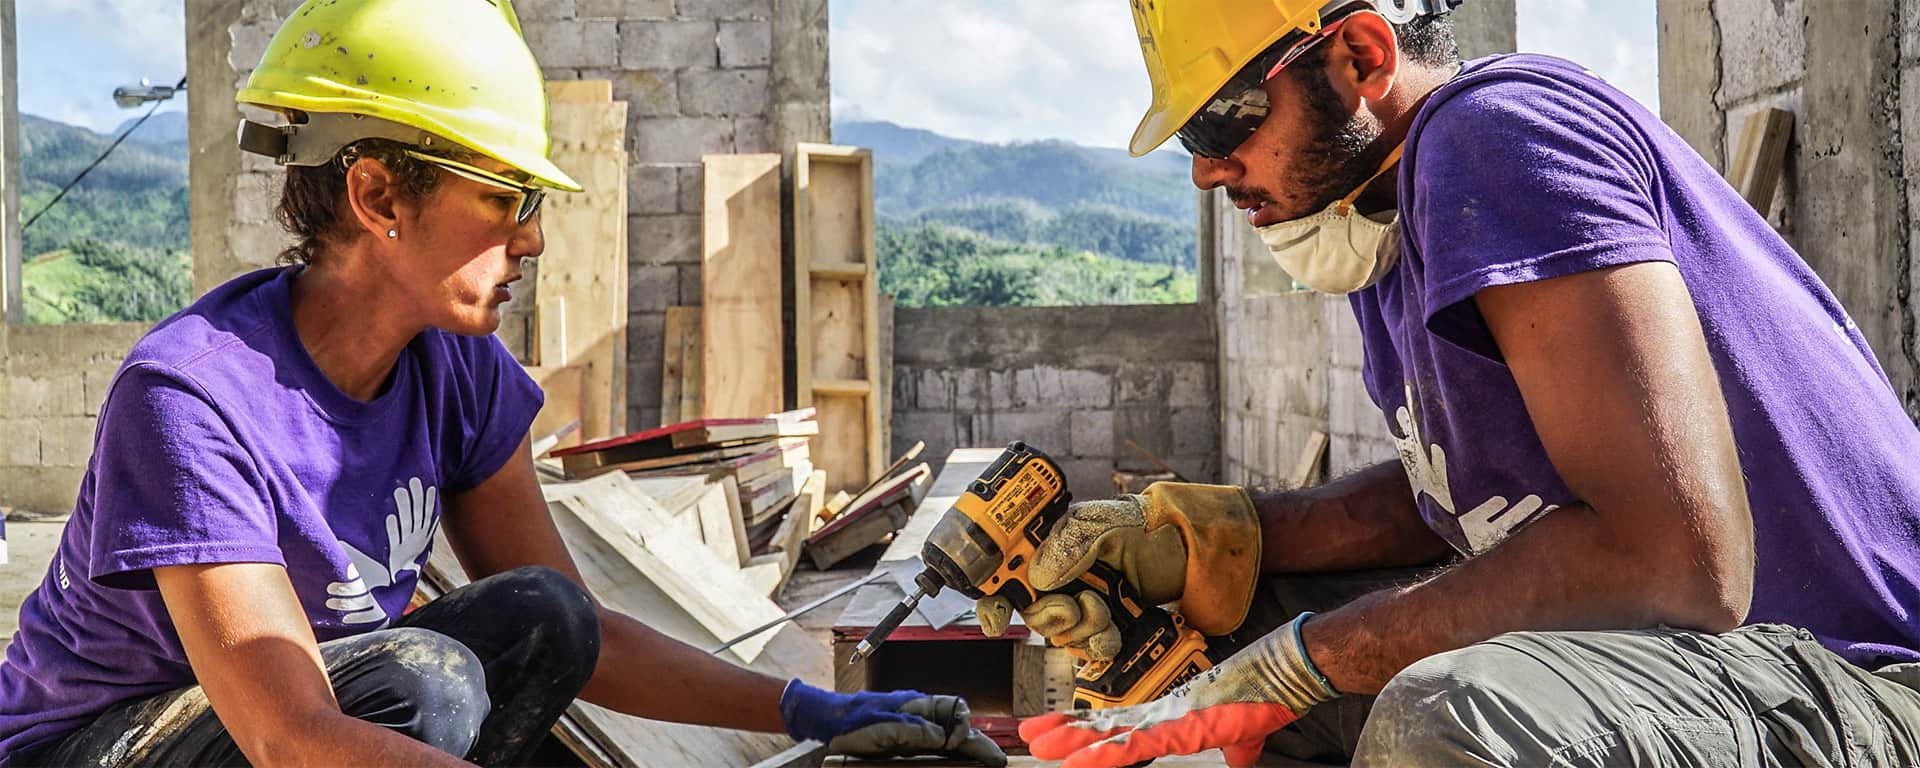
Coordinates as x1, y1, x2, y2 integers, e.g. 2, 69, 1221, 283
1226, 571, 1920, 766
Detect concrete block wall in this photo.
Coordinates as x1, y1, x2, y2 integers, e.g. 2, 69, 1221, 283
188, 0, 829, 433
1659, 0, 1920, 423
0, 324, 148, 514
891, 304, 1219, 498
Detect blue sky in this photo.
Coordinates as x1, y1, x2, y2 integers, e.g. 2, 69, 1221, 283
15, 1, 1656, 148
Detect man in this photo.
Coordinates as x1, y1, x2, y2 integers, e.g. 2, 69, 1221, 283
1009, 1, 1920, 766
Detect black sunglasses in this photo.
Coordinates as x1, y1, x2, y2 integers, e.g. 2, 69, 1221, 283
1175, 10, 1361, 159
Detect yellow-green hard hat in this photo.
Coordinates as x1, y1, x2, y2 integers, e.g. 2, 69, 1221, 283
236, 0, 581, 192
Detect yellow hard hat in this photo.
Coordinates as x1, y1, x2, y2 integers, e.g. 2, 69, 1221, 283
236, 0, 581, 192
1128, 0, 1460, 157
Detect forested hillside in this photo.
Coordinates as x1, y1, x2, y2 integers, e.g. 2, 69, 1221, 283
18, 112, 191, 324
839, 120, 1198, 307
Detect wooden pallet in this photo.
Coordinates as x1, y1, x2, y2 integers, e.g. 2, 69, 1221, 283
793, 144, 885, 496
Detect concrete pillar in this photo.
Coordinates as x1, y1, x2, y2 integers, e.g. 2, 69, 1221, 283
768, 0, 828, 149
1, 0, 20, 324
1657, 0, 1723, 168
185, 0, 249, 298
1797, 0, 1917, 419
1452, 0, 1517, 59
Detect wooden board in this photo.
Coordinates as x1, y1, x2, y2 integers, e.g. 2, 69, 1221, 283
525, 364, 587, 452
701, 154, 786, 419
679, 307, 704, 422
549, 79, 613, 104
626, 473, 747, 569
551, 410, 815, 476
542, 95, 630, 443
661, 306, 688, 421
793, 144, 885, 496
1727, 107, 1795, 215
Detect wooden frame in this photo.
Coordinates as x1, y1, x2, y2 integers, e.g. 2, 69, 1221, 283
793, 144, 884, 495
1727, 107, 1795, 215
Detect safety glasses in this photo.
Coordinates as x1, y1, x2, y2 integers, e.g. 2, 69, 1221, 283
1175, 7, 1364, 159
404, 150, 547, 224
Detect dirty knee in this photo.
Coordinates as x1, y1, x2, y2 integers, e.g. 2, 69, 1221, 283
490, 566, 601, 662
354, 627, 490, 757
1352, 644, 1537, 767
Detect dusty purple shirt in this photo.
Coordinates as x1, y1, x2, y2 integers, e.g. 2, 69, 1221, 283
1354, 54, 1920, 668
0, 267, 541, 759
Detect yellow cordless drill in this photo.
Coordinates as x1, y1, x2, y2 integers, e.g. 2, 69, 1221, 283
850, 442, 1213, 709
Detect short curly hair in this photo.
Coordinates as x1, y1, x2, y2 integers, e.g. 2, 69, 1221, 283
275, 139, 476, 266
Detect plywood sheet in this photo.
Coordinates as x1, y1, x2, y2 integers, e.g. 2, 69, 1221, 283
661, 305, 690, 420
810, 278, 867, 381
541, 95, 629, 443
526, 364, 587, 451
701, 154, 785, 419
814, 394, 869, 494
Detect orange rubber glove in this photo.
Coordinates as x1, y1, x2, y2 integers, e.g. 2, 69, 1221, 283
1019, 613, 1337, 768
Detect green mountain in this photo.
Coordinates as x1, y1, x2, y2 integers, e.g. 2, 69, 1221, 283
17, 113, 191, 324
836, 119, 1199, 307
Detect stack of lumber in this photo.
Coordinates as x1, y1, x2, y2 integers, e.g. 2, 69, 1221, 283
547, 409, 827, 595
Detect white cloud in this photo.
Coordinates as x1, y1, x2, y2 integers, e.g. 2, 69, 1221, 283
831, 0, 1663, 147
830, 0, 1152, 149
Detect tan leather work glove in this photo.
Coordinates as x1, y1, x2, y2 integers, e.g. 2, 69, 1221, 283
975, 483, 1261, 661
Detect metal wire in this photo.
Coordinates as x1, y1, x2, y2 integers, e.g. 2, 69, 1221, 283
20, 76, 186, 233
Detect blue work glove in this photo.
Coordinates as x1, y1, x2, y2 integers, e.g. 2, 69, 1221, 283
779, 680, 1007, 766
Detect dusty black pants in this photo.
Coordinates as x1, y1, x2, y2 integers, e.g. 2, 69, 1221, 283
21, 566, 600, 768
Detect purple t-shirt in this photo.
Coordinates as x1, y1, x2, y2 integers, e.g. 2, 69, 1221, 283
1355, 53, 1920, 668
0, 267, 541, 758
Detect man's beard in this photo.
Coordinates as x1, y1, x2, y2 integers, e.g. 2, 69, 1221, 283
1233, 70, 1394, 219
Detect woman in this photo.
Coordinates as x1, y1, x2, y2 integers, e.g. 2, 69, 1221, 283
0, 1, 1001, 765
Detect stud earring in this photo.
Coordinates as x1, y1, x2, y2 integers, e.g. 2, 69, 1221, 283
387, 229, 399, 239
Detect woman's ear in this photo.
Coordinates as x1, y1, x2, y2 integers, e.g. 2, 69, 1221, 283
344, 156, 404, 241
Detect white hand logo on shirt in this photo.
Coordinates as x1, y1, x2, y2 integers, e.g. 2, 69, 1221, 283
326, 477, 441, 626
1389, 383, 1556, 554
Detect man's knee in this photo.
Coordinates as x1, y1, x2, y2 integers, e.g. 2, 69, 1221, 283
1353, 643, 1540, 766
343, 627, 490, 757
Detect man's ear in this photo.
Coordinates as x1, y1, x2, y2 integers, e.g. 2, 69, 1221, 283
344, 156, 404, 240
1332, 11, 1401, 104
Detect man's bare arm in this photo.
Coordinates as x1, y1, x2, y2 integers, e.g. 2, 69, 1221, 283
1301, 261, 1754, 693
1254, 460, 1452, 573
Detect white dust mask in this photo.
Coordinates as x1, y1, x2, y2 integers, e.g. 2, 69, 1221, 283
1254, 144, 1405, 294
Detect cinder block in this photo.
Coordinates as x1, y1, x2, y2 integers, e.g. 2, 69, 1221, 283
627, 264, 680, 312
1115, 367, 1168, 405
232, 172, 279, 228
893, 411, 960, 461
1, 420, 41, 466
518, 0, 578, 19
675, 265, 704, 306
1069, 410, 1116, 459
619, 20, 719, 70
971, 410, 1071, 449
1055, 368, 1113, 409
678, 68, 769, 116
228, 22, 278, 72
1058, 458, 1119, 500
1170, 407, 1215, 458
915, 369, 952, 411
717, 20, 772, 67
950, 369, 988, 412
521, 21, 620, 69
733, 116, 773, 153
1715, 0, 1805, 104
83, 366, 123, 418
628, 214, 702, 265
577, 0, 672, 19
676, 165, 704, 213
1167, 361, 1212, 408
987, 370, 1020, 409
1115, 407, 1172, 461
629, 116, 735, 163
628, 164, 681, 215
41, 417, 97, 467
584, 68, 678, 116
676, 0, 772, 20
